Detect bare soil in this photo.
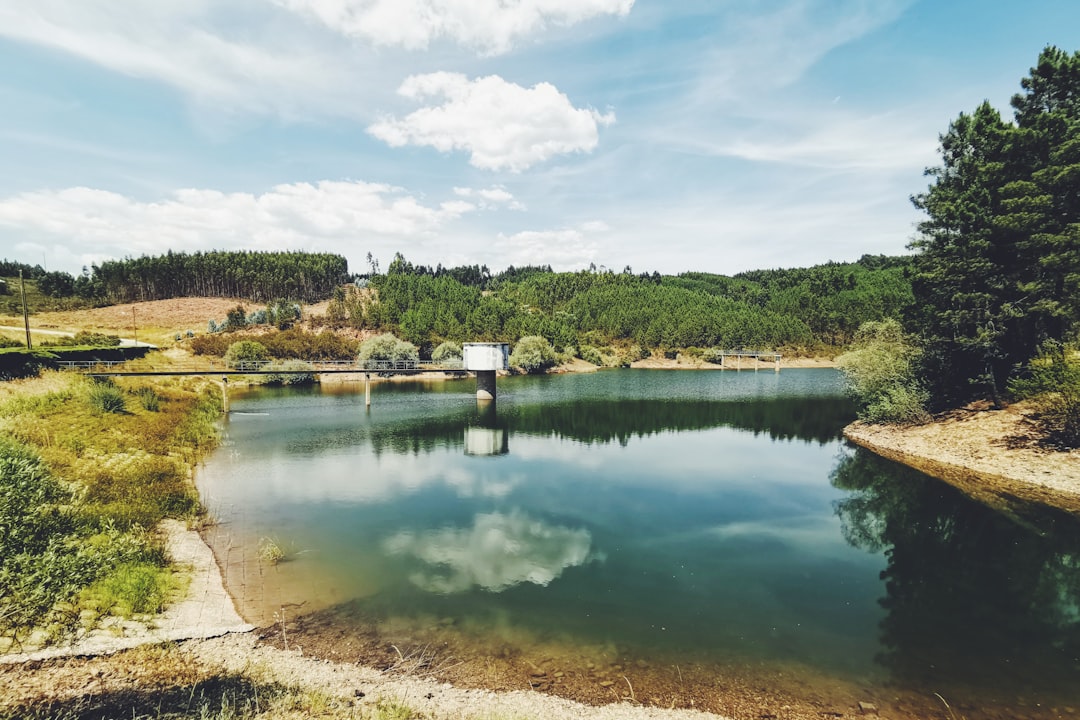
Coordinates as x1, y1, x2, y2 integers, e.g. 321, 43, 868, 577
845, 401, 1080, 514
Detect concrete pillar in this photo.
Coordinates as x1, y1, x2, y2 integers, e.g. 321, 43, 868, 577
476, 369, 497, 401
365, 373, 371, 407
220, 377, 229, 413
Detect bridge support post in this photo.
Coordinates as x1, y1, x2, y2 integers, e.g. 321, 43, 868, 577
365, 373, 371, 407
775, 355, 781, 372
476, 370, 496, 401
220, 377, 229, 414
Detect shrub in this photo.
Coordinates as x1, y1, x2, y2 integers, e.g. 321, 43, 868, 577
135, 386, 162, 411
72, 331, 122, 347
837, 319, 929, 424
263, 360, 317, 386
358, 333, 419, 366
578, 345, 605, 366
1009, 341, 1080, 447
702, 347, 725, 364
224, 340, 269, 369
0, 336, 21, 349
510, 335, 558, 374
87, 380, 126, 414
225, 305, 247, 331
190, 333, 232, 356
431, 341, 462, 363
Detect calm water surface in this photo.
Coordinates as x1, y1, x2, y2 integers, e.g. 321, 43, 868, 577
197, 369, 1080, 712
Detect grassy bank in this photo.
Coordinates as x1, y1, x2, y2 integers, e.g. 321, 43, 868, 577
0, 368, 220, 649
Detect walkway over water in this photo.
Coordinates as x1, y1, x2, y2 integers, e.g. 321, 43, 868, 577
57, 359, 466, 377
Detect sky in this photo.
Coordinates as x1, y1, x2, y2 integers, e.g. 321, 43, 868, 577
0, 0, 1077, 278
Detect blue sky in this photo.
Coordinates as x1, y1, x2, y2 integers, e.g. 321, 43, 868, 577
0, 0, 1077, 277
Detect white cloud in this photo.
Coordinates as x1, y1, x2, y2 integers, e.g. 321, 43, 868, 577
273, 0, 635, 55
368, 73, 615, 172
383, 510, 596, 593
0, 180, 472, 264
453, 185, 525, 210
495, 220, 608, 268
0, 1, 363, 121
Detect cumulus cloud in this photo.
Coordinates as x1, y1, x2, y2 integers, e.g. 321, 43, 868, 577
0, 180, 472, 260
368, 73, 615, 172
383, 511, 596, 593
273, 0, 635, 55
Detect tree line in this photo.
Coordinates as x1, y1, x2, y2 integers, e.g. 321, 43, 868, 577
324, 252, 912, 354
8, 251, 349, 304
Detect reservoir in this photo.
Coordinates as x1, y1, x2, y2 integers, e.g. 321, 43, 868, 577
197, 369, 1080, 718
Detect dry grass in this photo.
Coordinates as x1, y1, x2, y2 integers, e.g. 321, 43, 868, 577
0, 298, 263, 346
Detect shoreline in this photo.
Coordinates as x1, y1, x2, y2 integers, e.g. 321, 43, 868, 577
844, 402, 1080, 514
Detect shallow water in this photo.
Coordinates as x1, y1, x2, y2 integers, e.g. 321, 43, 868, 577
197, 369, 1080, 717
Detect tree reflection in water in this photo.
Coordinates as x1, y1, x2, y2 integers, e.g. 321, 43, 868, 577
832, 447, 1080, 704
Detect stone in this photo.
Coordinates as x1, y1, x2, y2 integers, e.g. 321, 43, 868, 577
858, 701, 879, 715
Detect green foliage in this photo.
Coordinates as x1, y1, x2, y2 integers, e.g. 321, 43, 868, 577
224, 340, 269, 368
81, 561, 174, 618
578, 345, 605, 366
0, 335, 22, 349
510, 335, 558, 374
431, 340, 462, 363
837, 319, 930, 424
0, 440, 158, 642
90, 250, 348, 304
73, 331, 122, 347
135, 386, 162, 412
263, 360, 317, 386
1009, 341, 1080, 446
910, 46, 1080, 407
87, 379, 127, 414
358, 333, 419, 365
225, 305, 247, 331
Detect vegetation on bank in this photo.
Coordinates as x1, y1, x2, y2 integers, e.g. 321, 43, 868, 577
839, 46, 1080, 444
0, 371, 219, 646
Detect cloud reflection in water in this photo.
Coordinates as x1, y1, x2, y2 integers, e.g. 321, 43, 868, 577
383, 510, 596, 593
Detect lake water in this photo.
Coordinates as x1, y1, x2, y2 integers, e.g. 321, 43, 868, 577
197, 369, 1080, 717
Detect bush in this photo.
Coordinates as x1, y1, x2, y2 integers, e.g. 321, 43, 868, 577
135, 386, 162, 411
837, 319, 929, 424
0, 336, 22, 349
88, 380, 127, 414
702, 347, 725, 364
72, 331, 122, 347
263, 360, 317, 386
510, 335, 558, 374
224, 340, 269, 369
431, 341, 462, 363
190, 333, 232, 356
358, 333, 419, 366
1009, 341, 1080, 447
578, 345, 605, 366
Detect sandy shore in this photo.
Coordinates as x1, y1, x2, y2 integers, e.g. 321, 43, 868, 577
844, 402, 1080, 514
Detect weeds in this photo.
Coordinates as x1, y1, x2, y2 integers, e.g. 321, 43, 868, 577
136, 385, 162, 411
87, 379, 127, 414
258, 537, 287, 565
0, 369, 219, 646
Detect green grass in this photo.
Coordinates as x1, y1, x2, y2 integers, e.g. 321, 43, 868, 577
0, 368, 220, 645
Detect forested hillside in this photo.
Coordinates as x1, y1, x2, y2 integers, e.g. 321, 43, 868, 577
1, 251, 348, 305
326, 252, 912, 353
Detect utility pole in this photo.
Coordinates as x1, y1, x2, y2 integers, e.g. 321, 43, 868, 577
19, 269, 31, 349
